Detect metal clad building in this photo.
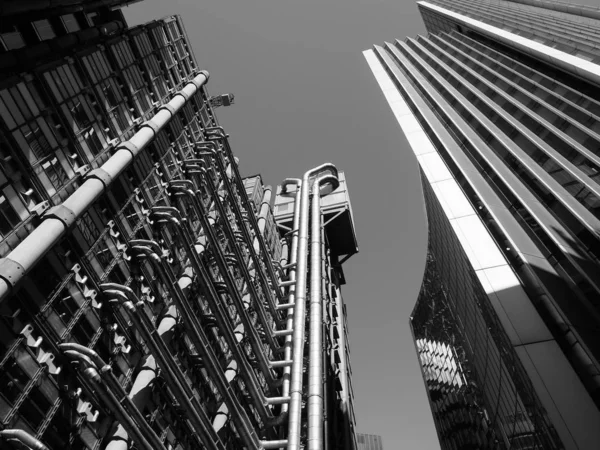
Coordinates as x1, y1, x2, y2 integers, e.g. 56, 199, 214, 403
0, 5, 359, 450
365, 0, 600, 449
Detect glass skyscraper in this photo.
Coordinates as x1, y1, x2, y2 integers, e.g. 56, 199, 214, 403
0, 3, 359, 450
365, 0, 600, 449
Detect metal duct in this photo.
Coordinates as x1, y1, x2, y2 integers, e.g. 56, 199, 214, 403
100, 284, 223, 450
127, 241, 261, 449
149, 206, 278, 419
0, 71, 210, 301
60, 346, 166, 450
279, 179, 302, 416
287, 163, 339, 450
307, 173, 340, 450
0, 430, 49, 450
166, 181, 283, 386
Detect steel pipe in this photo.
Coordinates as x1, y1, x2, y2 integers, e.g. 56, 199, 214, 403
262, 439, 289, 449
201, 134, 284, 308
307, 173, 339, 450
100, 284, 223, 450
189, 146, 282, 322
148, 207, 278, 421
0, 430, 49, 450
0, 71, 209, 301
127, 241, 261, 449
287, 163, 339, 450
195, 166, 283, 346
61, 348, 164, 450
278, 178, 302, 418
168, 180, 282, 385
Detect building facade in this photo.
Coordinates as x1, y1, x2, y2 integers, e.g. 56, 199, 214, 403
365, 1, 600, 449
356, 433, 383, 450
0, 1, 143, 52
0, 5, 359, 450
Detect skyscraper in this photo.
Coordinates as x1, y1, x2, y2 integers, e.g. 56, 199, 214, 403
0, 4, 358, 450
365, 0, 600, 449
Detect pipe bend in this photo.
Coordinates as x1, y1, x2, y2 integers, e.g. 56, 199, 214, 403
151, 205, 182, 218
62, 349, 98, 373
0, 429, 50, 450
129, 239, 162, 254
303, 163, 338, 182
100, 282, 136, 300
313, 173, 340, 197
169, 179, 195, 189
102, 289, 136, 311
130, 246, 161, 264
152, 211, 181, 227
60, 344, 111, 375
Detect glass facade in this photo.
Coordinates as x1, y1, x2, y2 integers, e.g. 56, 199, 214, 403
411, 176, 561, 450
365, 1, 600, 448
0, 15, 200, 256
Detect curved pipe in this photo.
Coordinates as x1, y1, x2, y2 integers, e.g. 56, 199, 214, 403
200, 169, 281, 353
99, 284, 223, 450
199, 136, 285, 308
168, 181, 285, 384
191, 144, 282, 321
192, 168, 283, 350
307, 173, 339, 450
127, 242, 261, 449
287, 163, 339, 450
0, 71, 209, 301
148, 208, 279, 421
61, 348, 163, 450
0, 430, 49, 450
278, 179, 302, 417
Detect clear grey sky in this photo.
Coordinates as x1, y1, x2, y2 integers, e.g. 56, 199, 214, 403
126, 1, 434, 448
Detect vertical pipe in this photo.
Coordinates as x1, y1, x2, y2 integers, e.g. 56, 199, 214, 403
286, 173, 312, 450
281, 181, 302, 415
307, 183, 324, 450
321, 236, 329, 450
287, 163, 338, 450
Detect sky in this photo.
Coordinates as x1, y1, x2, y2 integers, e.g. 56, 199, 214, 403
125, 1, 435, 448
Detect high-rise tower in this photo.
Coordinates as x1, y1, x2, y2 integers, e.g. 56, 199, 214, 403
0, 3, 359, 450
365, 1, 600, 449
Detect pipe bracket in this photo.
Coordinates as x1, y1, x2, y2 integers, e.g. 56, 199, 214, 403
115, 141, 139, 158
44, 205, 77, 229
174, 90, 190, 101
157, 103, 176, 116
0, 258, 25, 289
86, 168, 112, 189
139, 120, 160, 136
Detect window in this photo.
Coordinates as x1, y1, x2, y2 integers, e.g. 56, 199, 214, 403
23, 123, 53, 161
0, 194, 21, 236
32, 20, 56, 41
61, 14, 80, 33
0, 27, 25, 51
